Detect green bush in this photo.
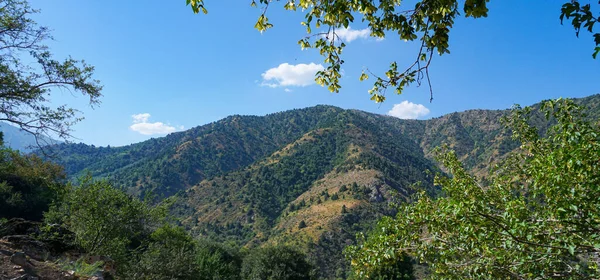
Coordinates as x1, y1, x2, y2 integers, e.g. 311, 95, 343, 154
241, 245, 313, 280
45, 178, 168, 265
0, 148, 65, 220
128, 224, 199, 280
196, 239, 242, 280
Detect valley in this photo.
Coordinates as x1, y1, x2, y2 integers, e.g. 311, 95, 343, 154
39, 94, 600, 278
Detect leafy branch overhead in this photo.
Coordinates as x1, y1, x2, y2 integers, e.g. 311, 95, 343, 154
187, 0, 599, 102
0, 0, 102, 147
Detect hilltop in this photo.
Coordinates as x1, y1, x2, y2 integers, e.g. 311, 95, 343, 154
45, 93, 600, 278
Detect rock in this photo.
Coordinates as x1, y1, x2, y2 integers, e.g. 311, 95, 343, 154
10, 252, 37, 277
38, 224, 78, 254
61, 271, 76, 280
3, 235, 49, 261
0, 248, 14, 256
367, 183, 384, 202
0, 219, 40, 238
10, 252, 29, 267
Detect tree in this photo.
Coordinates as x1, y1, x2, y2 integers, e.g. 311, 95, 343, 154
241, 245, 313, 280
186, 1, 599, 101
346, 98, 600, 278
44, 178, 168, 264
195, 239, 243, 280
0, 0, 102, 145
0, 147, 65, 220
128, 224, 200, 280
298, 220, 307, 229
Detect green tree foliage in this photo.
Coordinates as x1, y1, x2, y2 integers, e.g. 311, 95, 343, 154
348, 251, 414, 280
187, 1, 599, 100
0, 147, 65, 220
347, 98, 600, 278
241, 245, 313, 280
561, 1, 600, 58
298, 220, 307, 229
129, 224, 200, 280
44, 178, 168, 264
195, 239, 243, 280
44, 178, 245, 279
0, 0, 101, 143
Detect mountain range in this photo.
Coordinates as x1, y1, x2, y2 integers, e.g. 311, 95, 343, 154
44, 94, 600, 278
0, 122, 61, 152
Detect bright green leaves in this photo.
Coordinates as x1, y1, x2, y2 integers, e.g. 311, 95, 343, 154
348, 98, 600, 278
184, 0, 490, 98
560, 1, 600, 58
463, 0, 489, 18
186, 0, 207, 14
254, 14, 273, 32
45, 178, 170, 264
312, 37, 344, 92
186, 0, 598, 99
594, 33, 600, 58
359, 71, 369, 81
297, 38, 311, 50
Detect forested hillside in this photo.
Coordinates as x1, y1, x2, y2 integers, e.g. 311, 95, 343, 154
44, 93, 600, 279
50, 94, 600, 193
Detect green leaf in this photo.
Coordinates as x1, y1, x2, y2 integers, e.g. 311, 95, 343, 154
359, 72, 369, 81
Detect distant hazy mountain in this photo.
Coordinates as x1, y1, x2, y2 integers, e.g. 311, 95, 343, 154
0, 122, 61, 152
45, 93, 600, 279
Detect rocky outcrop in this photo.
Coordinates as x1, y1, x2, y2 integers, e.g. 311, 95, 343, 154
0, 219, 114, 280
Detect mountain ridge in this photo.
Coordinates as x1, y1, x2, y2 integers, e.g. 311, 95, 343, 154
43, 94, 600, 279
0, 122, 61, 152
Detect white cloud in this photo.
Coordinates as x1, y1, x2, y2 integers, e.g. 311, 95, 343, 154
261, 63, 324, 87
284, 88, 292, 92
328, 27, 371, 42
388, 101, 431, 119
130, 113, 182, 135
132, 113, 150, 124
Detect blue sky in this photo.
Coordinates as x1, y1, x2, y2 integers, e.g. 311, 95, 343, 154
29, 1, 599, 147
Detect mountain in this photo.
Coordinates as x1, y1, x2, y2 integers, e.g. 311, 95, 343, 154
0, 122, 61, 152
45, 94, 600, 279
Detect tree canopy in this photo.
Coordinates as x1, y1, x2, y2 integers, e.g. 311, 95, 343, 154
0, 0, 102, 145
0, 146, 65, 220
186, 0, 599, 102
346, 98, 600, 279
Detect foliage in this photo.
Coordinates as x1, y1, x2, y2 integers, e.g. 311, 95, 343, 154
188, 1, 598, 100
241, 245, 313, 280
47, 105, 351, 197
561, 1, 600, 58
44, 178, 168, 264
348, 250, 414, 280
347, 98, 600, 279
57, 257, 104, 278
128, 224, 200, 280
130, 225, 243, 279
0, 0, 102, 144
0, 147, 65, 220
50, 95, 600, 200
49, 95, 600, 279
195, 239, 243, 280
